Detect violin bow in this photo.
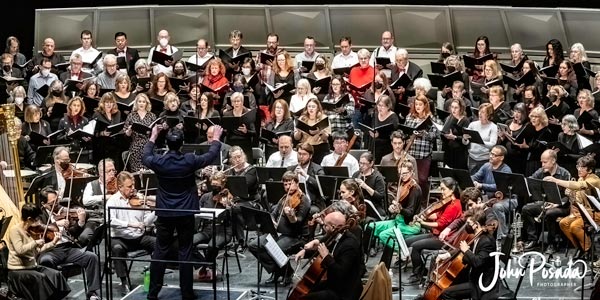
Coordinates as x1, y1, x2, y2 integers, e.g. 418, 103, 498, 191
66, 147, 84, 214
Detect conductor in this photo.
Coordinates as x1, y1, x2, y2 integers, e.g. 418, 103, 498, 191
143, 123, 223, 300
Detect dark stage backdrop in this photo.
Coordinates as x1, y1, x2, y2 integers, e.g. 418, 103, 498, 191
5, 0, 600, 59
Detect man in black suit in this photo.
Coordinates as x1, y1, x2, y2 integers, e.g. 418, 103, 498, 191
39, 146, 72, 198
0, 53, 24, 103
223, 30, 252, 80
438, 209, 498, 300
106, 32, 140, 77
294, 211, 363, 300
390, 48, 423, 105
287, 143, 326, 217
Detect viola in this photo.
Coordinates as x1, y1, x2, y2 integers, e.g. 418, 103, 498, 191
106, 177, 118, 195
27, 223, 58, 243
212, 188, 234, 208
53, 206, 95, 222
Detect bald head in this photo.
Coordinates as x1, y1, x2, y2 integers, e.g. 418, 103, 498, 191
278, 135, 293, 157
541, 149, 558, 174
324, 211, 346, 230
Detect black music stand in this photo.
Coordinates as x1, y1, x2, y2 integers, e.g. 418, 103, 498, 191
180, 143, 211, 155
34, 144, 70, 167
24, 174, 47, 205
265, 181, 286, 207
316, 175, 348, 203
240, 206, 277, 300
256, 167, 287, 184
493, 171, 529, 234
439, 168, 474, 189
63, 176, 98, 205
226, 176, 249, 199
526, 178, 562, 255
376, 165, 399, 183
133, 172, 157, 191
322, 166, 350, 177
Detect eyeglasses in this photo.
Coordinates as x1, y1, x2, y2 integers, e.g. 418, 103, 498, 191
489, 152, 503, 157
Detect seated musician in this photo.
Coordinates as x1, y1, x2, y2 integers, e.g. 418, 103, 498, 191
265, 135, 297, 168
106, 171, 156, 296
553, 155, 600, 257
521, 149, 571, 253
436, 209, 499, 300
39, 146, 87, 198
195, 171, 234, 282
81, 158, 117, 245
6, 203, 70, 300
380, 130, 418, 180
367, 162, 421, 249
352, 152, 386, 217
248, 171, 310, 285
471, 145, 511, 199
12, 117, 36, 170
293, 211, 363, 300
404, 177, 463, 285
200, 125, 231, 166
37, 186, 101, 300
287, 143, 326, 217
321, 130, 359, 176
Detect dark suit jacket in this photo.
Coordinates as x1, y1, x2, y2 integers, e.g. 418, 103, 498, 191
106, 47, 141, 77
390, 61, 423, 94
287, 162, 325, 209
0, 68, 24, 103
223, 46, 252, 80
317, 231, 363, 300
58, 70, 93, 84
462, 232, 499, 300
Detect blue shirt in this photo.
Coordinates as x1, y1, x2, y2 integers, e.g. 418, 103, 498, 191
142, 140, 221, 217
471, 162, 512, 194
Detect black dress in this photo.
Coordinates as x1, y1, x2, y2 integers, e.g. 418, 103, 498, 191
92, 110, 123, 170
264, 118, 294, 158
441, 116, 470, 170
371, 113, 400, 164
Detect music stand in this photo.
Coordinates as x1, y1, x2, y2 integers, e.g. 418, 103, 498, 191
226, 176, 249, 199
256, 167, 287, 184
493, 171, 529, 234
316, 175, 348, 203
322, 166, 350, 178
265, 181, 286, 206
34, 144, 70, 167
180, 144, 211, 155
364, 199, 385, 222
24, 174, 47, 205
525, 178, 562, 255
63, 176, 98, 205
439, 168, 474, 189
240, 206, 277, 300
376, 165, 399, 183
134, 172, 157, 191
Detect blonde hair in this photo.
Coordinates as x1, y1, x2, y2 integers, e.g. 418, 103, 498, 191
529, 106, 549, 127
133, 93, 152, 112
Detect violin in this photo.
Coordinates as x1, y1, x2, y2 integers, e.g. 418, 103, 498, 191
27, 223, 58, 243
410, 195, 454, 226
53, 206, 94, 221
212, 188, 234, 208
275, 189, 303, 226
106, 177, 118, 195
129, 195, 156, 208
61, 163, 90, 180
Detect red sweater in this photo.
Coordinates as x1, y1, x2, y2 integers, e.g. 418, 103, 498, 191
433, 198, 463, 235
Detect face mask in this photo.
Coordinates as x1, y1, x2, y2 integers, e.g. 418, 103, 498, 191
315, 63, 324, 70
441, 52, 451, 59
173, 69, 184, 75
233, 86, 244, 93
241, 68, 251, 76
40, 69, 50, 77
14, 97, 23, 105
52, 90, 62, 96
211, 185, 222, 194
59, 161, 70, 170
2, 65, 10, 72
465, 223, 475, 234
159, 38, 168, 48
549, 94, 558, 102
374, 82, 383, 90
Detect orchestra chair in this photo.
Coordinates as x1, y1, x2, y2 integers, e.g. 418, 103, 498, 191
193, 218, 242, 274
427, 150, 445, 207
125, 249, 150, 288
252, 147, 265, 166
57, 263, 88, 295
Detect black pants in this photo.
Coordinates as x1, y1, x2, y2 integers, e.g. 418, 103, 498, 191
440, 282, 472, 300
148, 215, 195, 300
38, 244, 101, 295
248, 234, 302, 275
111, 235, 155, 278
522, 201, 569, 244
405, 233, 443, 275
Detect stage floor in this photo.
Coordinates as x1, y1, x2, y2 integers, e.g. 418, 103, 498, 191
60, 239, 594, 299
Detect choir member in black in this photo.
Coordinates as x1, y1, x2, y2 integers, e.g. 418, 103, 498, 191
569, 43, 591, 91
438, 209, 498, 300
305, 55, 332, 101
513, 60, 543, 103
543, 39, 564, 68
545, 85, 571, 133
268, 50, 298, 104
555, 114, 581, 177
574, 89, 599, 140
223, 30, 252, 80
498, 103, 529, 175
185, 89, 220, 144
441, 56, 470, 100
44, 79, 68, 131
467, 36, 492, 83
521, 149, 571, 253
171, 60, 191, 98
367, 95, 399, 164
524, 85, 544, 111
489, 85, 510, 124
22, 104, 52, 150
553, 59, 578, 105
124, 93, 157, 172
443, 81, 472, 111
441, 98, 470, 170
248, 171, 310, 285
113, 73, 135, 106
131, 59, 153, 93
293, 211, 363, 300
226, 74, 257, 110
56, 96, 91, 150
523, 107, 553, 176
240, 58, 263, 105
363, 71, 395, 120
293, 98, 331, 164
82, 80, 100, 100
264, 98, 294, 158
92, 93, 122, 169
148, 72, 175, 102
438, 42, 456, 63
226, 146, 260, 248
12, 118, 36, 170
223, 91, 255, 161
287, 143, 325, 218
352, 152, 386, 217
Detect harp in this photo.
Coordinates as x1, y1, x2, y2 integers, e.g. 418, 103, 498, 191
0, 104, 23, 240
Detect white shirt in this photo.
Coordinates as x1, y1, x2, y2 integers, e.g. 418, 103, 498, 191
331, 51, 359, 69
321, 152, 360, 176
289, 94, 316, 114
82, 180, 105, 207
294, 51, 320, 69
148, 45, 180, 75
266, 150, 298, 168
370, 45, 397, 78
106, 192, 156, 239
72, 47, 103, 74
56, 170, 65, 198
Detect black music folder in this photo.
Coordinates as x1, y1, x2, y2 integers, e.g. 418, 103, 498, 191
49, 102, 68, 119
259, 52, 275, 65
359, 122, 395, 137
356, 96, 376, 109
259, 128, 292, 144
428, 71, 462, 90
221, 110, 255, 131
541, 76, 560, 87
264, 82, 289, 95
148, 97, 165, 113
135, 77, 151, 92
538, 65, 559, 78
131, 117, 164, 135
184, 60, 210, 73
457, 127, 485, 145
151, 50, 183, 67
390, 73, 412, 89
306, 76, 331, 92
82, 52, 103, 69
375, 57, 392, 69
577, 110, 596, 130
36, 84, 50, 98
218, 50, 251, 66
95, 120, 125, 137
243, 73, 259, 88
301, 60, 315, 71
430, 62, 446, 74
200, 82, 229, 95
168, 76, 191, 91
81, 97, 99, 116
296, 117, 330, 133
116, 101, 134, 113
68, 121, 96, 140
0, 76, 24, 84
345, 79, 372, 92
396, 116, 433, 136
503, 71, 535, 89
54, 62, 70, 73
499, 57, 527, 75
116, 56, 127, 70
332, 63, 359, 76
29, 129, 64, 147
436, 109, 451, 122
321, 94, 351, 111
462, 53, 494, 70
573, 62, 597, 78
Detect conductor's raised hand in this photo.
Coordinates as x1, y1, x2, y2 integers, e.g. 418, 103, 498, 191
212, 125, 223, 141
150, 123, 164, 142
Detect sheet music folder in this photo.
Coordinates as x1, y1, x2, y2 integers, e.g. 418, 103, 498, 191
265, 234, 290, 268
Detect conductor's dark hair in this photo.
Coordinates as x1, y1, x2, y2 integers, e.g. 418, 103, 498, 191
115, 32, 127, 40
166, 128, 185, 150
39, 186, 58, 204
440, 177, 461, 199
81, 30, 92, 39
21, 203, 42, 222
